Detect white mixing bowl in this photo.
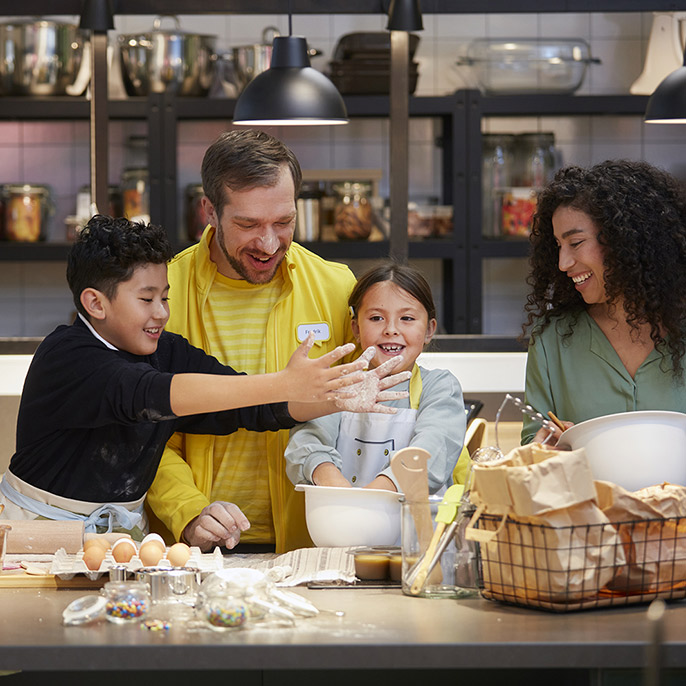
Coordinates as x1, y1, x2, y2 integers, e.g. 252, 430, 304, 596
295, 484, 401, 547
557, 410, 686, 492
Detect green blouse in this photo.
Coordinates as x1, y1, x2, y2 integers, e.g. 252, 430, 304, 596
521, 310, 686, 444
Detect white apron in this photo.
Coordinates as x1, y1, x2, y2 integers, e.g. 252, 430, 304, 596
335, 408, 418, 486
335, 364, 423, 487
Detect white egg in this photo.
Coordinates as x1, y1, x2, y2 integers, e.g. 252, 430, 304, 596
140, 533, 166, 547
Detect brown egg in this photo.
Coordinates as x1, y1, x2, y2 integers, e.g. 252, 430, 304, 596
83, 538, 109, 554
111, 538, 137, 563
167, 542, 191, 567
83, 546, 106, 571
139, 540, 165, 566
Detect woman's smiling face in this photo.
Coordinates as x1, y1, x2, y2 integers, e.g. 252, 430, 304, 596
553, 205, 608, 306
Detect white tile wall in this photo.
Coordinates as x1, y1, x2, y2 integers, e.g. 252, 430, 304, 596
1, 11, 685, 337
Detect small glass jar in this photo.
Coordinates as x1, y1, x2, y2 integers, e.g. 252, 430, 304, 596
3, 184, 53, 242
185, 183, 206, 243
481, 134, 515, 237
121, 169, 150, 224
103, 581, 151, 624
333, 181, 373, 240
202, 591, 249, 632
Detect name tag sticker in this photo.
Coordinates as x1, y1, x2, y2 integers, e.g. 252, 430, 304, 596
297, 322, 331, 342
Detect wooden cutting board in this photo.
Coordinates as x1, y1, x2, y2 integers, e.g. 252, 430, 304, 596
0, 570, 105, 588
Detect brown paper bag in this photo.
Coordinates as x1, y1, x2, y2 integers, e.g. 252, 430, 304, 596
597, 481, 686, 594
466, 444, 624, 603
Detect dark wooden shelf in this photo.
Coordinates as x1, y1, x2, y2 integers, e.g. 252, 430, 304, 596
475, 239, 531, 259
480, 94, 650, 117
13, 1, 680, 14
0, 243, 72, 261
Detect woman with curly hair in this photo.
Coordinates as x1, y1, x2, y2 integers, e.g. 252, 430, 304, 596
521, 159, 686, 444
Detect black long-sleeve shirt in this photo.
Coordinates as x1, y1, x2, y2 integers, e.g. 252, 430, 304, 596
10, 317, 294, 502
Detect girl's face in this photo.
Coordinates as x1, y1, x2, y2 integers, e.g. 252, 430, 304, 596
553, 205, 608, 306
352, 280, 436, 373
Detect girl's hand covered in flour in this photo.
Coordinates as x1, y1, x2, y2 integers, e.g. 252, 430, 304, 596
333, 346, 411, 414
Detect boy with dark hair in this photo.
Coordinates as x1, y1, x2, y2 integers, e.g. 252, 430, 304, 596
0, 216, 408, 540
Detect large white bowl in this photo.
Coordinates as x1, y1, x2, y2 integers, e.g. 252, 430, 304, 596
557, 410, 686, 492
295, 484, 401, 548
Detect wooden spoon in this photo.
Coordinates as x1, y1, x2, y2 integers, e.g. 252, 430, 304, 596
390, 447, 438, 580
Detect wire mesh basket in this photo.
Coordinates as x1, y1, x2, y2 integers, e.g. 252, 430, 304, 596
474, 513, 686, 612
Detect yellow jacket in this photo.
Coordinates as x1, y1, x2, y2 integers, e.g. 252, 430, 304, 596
146, 226, 357, 552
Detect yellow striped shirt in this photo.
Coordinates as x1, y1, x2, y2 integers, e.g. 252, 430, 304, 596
204, 269, 284, 543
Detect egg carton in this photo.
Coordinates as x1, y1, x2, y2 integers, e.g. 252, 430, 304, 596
49, 546, 224, 581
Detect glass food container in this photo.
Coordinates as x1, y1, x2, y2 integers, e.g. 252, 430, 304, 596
185, 183, 206, 243
103, 580, 151, 624
121, 169, 150, 224
3, 184, 53, 242
457, 38, 600, 95
481, 134, 515, 237
333, 181, 373, 240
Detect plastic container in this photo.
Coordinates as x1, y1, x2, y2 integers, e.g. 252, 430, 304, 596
457, 38, 599, 95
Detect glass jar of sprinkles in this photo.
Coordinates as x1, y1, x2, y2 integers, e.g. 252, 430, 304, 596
103, 581, 151, 624
202, 591, 249, 631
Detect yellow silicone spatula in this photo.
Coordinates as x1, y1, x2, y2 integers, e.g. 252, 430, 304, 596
408, 483, 464, 595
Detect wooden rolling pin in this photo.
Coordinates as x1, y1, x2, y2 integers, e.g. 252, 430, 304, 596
4, 520, 84, 554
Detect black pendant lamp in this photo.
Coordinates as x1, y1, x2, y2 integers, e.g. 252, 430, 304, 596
386, 0, 423, 31
645, 50, 686, 123
233, 4, 347, 126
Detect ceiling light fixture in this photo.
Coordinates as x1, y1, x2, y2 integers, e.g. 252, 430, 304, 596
387, 0, 424, 32
232, 1, 348, 126
644, 49, 686, 123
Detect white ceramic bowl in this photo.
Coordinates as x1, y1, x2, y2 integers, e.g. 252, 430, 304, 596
557, 410, 686, 491
295, 484, 401, 547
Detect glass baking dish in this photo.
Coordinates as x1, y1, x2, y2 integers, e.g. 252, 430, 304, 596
456, 38, 600, 95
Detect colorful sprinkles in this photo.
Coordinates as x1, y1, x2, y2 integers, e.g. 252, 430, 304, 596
206, 602, 248, 628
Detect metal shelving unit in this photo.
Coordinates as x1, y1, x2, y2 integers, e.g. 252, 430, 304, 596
464, 89, 653, 333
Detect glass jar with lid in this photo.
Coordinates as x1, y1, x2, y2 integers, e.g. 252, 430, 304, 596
515, 132, 558, 189
333, 181, 373, 240
3, 184, 53, 242
103, 580, 151, 624
481, 134, 515, 237
121, 169, 150, 224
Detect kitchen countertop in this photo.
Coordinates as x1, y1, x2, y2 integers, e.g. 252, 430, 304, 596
1, 583, 685, 682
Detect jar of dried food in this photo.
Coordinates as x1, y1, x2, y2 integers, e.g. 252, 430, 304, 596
3, 184, 53, 242
185, 183, 206, 243
333, 181, 373, 241
121, 168, 150, 223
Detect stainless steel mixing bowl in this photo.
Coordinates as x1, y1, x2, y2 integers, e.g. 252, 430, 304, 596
0, 20, 87, 95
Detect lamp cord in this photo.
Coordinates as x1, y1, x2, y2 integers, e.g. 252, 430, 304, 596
288, 0, 293, 36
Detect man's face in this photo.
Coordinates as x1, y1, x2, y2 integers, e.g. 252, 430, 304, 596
204, 166, 297, 284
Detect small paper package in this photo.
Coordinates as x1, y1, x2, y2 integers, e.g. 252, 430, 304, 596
465, 443, 624, 603
596, 480, 686, 594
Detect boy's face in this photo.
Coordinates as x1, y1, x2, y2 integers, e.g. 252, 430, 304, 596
97, 263, 170, 356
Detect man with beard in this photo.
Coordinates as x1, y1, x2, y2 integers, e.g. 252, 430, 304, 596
146, 130, 363, 553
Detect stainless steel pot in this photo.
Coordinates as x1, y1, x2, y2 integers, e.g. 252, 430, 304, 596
118, 15, 217, 97
0, 20, 87, 96
229, 26, 322, 93
135, 566, 201, 606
